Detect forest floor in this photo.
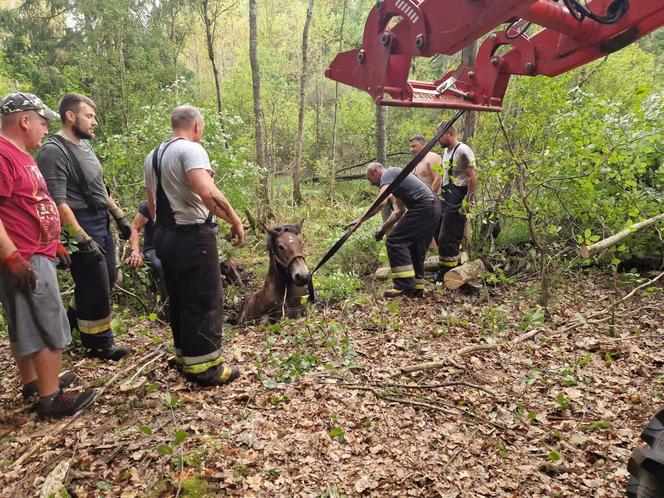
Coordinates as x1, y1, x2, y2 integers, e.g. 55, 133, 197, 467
0, 268, 663, 497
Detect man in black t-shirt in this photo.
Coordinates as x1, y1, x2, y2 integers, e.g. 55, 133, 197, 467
127, 201, 167, 302
349, 163, 441, 298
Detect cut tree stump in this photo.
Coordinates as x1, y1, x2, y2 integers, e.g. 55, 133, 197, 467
444, 259, 485, 290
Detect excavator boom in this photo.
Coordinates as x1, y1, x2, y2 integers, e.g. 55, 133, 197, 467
325, 0, 664, 111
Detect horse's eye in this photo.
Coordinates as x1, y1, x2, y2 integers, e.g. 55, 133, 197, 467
278, 244, 286, 251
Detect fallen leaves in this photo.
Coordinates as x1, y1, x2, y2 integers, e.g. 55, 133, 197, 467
0, 271, 662, 496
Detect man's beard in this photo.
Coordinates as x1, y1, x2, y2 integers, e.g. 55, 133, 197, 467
72, 121, 93, 140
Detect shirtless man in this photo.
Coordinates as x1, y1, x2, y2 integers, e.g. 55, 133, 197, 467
409, 135, 442, 196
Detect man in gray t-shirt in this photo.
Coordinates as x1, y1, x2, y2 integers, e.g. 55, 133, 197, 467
143, 105, 244, 387
36, 93, 130, 361
349, 163, 441, 298
144, 139, 216, 225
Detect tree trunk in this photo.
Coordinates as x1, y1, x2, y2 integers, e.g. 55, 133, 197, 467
293, 0, 315, 205
460, 41, 478, 142
313, 51, 322, 169
330, 0, 347, 186
249, 0, 271, 219
202, 0, 223, 115
375, 104, 388, 166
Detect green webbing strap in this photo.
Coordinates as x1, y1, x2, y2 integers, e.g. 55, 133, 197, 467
307, 109, 465, 302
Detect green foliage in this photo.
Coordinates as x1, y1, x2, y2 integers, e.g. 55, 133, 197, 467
480, 307, 509, 335
554, 392, 572, 411
329, 426, 347, 444
162, 392, 181, 409
476, 46, 663, 267
180, 475, 211, 497
519, 306, 545, 332
332, 230, 382, 276
314, 270, 363, 303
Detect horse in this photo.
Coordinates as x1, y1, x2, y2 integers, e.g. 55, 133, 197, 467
237, 222, 310, 324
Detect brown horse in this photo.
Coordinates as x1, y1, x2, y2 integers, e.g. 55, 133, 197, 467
237, 222, 309, 324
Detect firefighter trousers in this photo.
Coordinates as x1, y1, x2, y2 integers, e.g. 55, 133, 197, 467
438, 190, 467, 274
69, 210, 116, 349
386, 200, 441, 291
155, 224, 226, 386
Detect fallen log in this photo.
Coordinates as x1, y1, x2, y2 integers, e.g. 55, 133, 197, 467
444, 259, 485, 290
580, 213, 664, 259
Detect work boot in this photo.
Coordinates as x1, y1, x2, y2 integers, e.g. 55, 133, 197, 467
384, 287, 405, 298
22, 371, 76, 401
218, 364, 240, 385
37, 388, 97, 419
85, 344, 130, 361
188, 363, 241, 387
383, 287, 423, 298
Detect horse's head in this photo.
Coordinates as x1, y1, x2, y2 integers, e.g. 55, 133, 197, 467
265, 221, 309, 286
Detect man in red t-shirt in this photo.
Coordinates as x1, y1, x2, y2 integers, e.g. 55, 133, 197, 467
0, 92, 96, 418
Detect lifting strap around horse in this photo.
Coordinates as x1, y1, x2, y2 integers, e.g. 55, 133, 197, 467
307, 109, 466, 303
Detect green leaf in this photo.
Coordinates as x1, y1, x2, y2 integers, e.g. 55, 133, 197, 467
138, 425, 153, 435
163, 393, 181, 409
547, 450, 561, 462
263, 379, 278, 389
387, 299, 401, 315
156, 444, 173, 456
329, 426, 346, 444
173, 430, 188, 445
96, 481, 113, 490
148, 313, 158, 321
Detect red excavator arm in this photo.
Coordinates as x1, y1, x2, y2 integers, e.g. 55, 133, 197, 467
325, 0, 664, 111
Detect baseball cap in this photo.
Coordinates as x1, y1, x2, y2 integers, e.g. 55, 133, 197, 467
0, 92, 59, 121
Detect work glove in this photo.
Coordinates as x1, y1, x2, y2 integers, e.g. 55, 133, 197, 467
374, 228, 386, 242
2, 251, 36, 291
110, 207, 132, 241
76, 235, 106, 263
56, 243, 71, 268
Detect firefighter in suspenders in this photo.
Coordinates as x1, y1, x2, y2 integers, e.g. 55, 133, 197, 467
434, 125, 478, 282
144, 105, 244, 387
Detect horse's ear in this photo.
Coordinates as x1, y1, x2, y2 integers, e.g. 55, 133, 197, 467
297, 219, 305, 233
